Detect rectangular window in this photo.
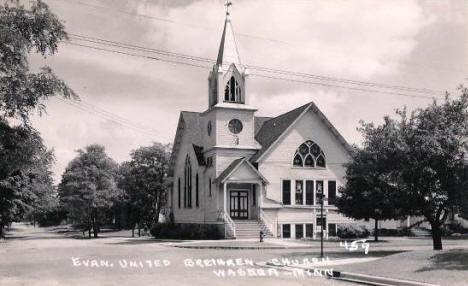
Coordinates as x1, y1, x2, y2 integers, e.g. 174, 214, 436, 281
184, 172, 187, 208
178, 178, 181, 208
282, 224, 291, 238
295, 224, 303, 239
295, 180, 303, 205
252, 184, 256, 206
282, 180, 291, 205
316, 180, 324, 204
329, 223, 337, 237
208, 178, 212, 197
305, 224, 314, 238
316, 216, 327, 230
195, 174, 199, 208
306, 180, 314, 205
328, 181, 336, 205
187, 171, 192, 208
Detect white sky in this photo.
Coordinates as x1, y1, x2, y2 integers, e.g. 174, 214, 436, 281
28, 0, 467, 182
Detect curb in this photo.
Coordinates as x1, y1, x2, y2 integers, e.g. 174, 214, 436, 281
331, 271, 441, 286
171, 245, 308, 250
257, 262, 440, 286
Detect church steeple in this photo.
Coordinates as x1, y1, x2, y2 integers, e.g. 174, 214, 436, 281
208, 0, 249, 108
216, 0, 243, 71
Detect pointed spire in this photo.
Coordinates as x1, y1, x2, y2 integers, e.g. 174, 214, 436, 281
216, 0, 242, 70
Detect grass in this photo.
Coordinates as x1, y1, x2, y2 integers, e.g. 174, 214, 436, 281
335, 248, 468, 286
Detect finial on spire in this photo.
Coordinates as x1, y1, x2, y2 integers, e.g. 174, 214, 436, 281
225, 0, 232, 20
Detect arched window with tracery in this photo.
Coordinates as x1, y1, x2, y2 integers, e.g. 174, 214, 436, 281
292, 140, 326, 168
184, 156, 192, 208
224, 76, 242, 103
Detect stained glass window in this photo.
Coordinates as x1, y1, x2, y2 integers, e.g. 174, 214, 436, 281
292, 140, 326, 168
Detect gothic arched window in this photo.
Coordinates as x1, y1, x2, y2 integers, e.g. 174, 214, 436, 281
292, 140, 326, 168
184, 156, 192, 208
224, 76, 242, 103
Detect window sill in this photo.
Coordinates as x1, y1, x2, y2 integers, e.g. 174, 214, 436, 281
281, 205, 336, 209
223, 100, 244, 104
291, 166, 327, 170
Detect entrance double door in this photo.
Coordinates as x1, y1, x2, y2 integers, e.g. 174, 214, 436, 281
230, 190, 248, 219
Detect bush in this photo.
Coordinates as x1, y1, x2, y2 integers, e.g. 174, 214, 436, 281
337, 224, 370, 239
374, 228, 413, 237
441, 221, 468, 236
37, 209, 67, 227
150, 223, 223, 240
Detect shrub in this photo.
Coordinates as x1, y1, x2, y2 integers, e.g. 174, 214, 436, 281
440, 221, 468, 236
374, 228, 413, 237
150, 223, 222, 240
337, 224, 370, 239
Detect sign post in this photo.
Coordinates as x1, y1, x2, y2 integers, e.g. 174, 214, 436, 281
316, 185, 326, 258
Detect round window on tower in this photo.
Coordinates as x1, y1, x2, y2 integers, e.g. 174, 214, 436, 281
228, 119, 243, 134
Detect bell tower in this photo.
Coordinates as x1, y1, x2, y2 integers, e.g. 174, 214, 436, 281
203, 0, 260, 157
208, 0, 249, 108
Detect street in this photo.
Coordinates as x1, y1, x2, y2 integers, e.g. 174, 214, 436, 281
1, 224, 357, 286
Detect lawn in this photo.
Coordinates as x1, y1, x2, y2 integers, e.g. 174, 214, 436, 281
335, 248, 468, 286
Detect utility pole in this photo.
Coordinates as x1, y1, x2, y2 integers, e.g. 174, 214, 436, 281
317, 184, 325, 258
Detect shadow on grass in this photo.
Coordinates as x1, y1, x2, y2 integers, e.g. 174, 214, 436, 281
416, 249, 468, 272
5, 235, 65, 240
285, 250, 406, 259
106, 239, 185, 245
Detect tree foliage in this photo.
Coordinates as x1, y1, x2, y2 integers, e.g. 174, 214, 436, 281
0, 0, 75, 237
58, 145, 120, 237
0, 120, 54, 236
118, 143, 171, 236
339, 87, 468, 250
336, 123, 404, 241
0, 0, 76, 123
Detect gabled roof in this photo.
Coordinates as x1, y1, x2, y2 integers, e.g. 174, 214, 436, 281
250, 102, 352, 162
254, 116, 271, 135
168, 112, 271, 176
215, 157, 269, 184
168, 111, 202, 176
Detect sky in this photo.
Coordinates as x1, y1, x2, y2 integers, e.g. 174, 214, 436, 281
28, 0, 467, 182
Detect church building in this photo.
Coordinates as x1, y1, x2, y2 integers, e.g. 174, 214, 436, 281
167, 7, 357, 239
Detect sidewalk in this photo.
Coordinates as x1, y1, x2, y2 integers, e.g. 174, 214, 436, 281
167, 238, 310, 249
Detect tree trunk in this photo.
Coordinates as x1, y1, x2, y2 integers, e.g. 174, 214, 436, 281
138, 222, 141, 237
93, 215, 98, 238
374, 219, 379, 242
155, 207, 161, 224
0, 222, 5, 239
430, 222, 443, 250
131, 226, 135, 238
88, 218, 91, 238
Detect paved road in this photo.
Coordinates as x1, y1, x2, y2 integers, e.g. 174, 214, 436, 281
1, 224, 356, 286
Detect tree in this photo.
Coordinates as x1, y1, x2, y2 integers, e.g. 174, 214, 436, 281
118, 143, 171, 237
0, 121, 52, 237
0, 0, 75, 237
24, 148, 60, 227
393, 90, 468, 250
0, 0, 76, 123
352, 87, 468, 250
336, 127, 403, 241
58, 145, 120, 238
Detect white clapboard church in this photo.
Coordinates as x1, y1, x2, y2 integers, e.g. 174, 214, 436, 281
168, 5, 362, 239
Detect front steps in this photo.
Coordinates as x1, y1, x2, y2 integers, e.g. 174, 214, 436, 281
233, 220, 274, 239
